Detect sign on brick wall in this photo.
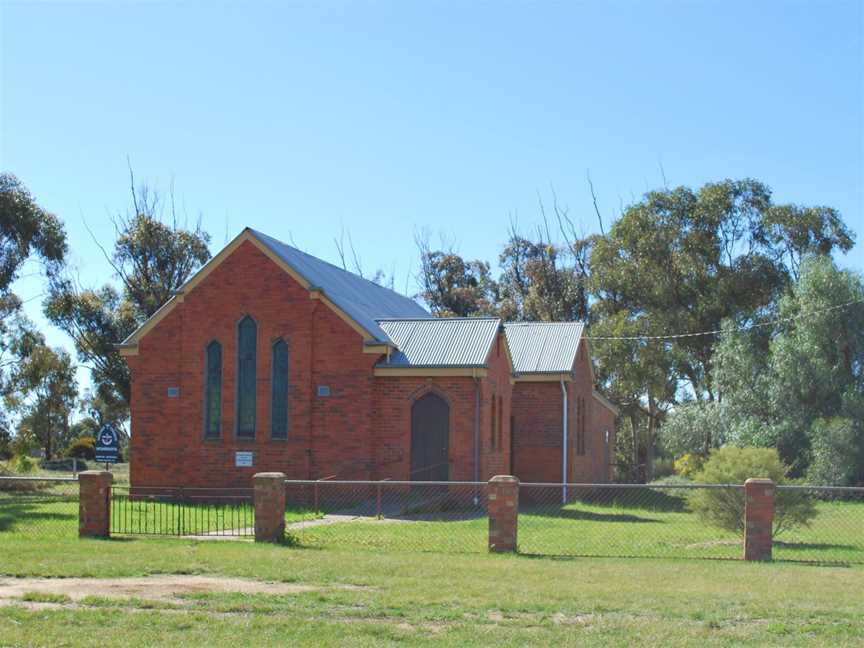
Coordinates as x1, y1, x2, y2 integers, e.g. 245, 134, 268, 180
235, 451, 254, 467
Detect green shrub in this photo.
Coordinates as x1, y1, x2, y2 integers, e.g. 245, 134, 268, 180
687, 447, 817, 536
673, 453, 704, 478
41, 458, 89, 471
66, 436, 96, 460
0, 455, 47, 492
12, 454, 35, 474
649, 474, 692, 487
652, 456, 675, 479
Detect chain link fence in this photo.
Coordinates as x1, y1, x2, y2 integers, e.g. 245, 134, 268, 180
0, 476, 79, 538
518, 483, 744, 559
773, 486, 864, 564
283, 480, 489, 552
2, 475, 861, 564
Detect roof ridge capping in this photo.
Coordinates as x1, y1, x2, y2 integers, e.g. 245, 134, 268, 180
377, 316, 501, 322
504, 320, 586, 325
505, 320, 585, 374
376, 317, 501, 369
248, 228, 382, 288
246, 229, 431, 344
120, 228, 430, 350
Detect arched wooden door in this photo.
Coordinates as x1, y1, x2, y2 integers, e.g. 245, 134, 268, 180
410, 393, 449, 481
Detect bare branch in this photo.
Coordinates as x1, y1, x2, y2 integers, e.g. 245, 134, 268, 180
535, 191, 553, 245
586, 170, 606, 236
347, 230, 364, 278
81, 217, 128, 289
334, 224, 347, 270
127, 157, 140, 216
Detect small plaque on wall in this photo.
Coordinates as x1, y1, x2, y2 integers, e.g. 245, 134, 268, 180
235, 451, 254, 468
317, 385, 331, 397
167, 387, 180, 398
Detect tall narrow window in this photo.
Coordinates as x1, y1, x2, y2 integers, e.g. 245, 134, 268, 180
576, 396, 587, 455
497, 396, 503, 449
490, 396, 497, 449
236, 316, 257, 439
204, 341, 222, 438
271, 339, 289, 440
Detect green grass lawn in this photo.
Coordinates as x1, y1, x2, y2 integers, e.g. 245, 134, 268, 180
2, 485, 864, 646
1, 532, 863, 647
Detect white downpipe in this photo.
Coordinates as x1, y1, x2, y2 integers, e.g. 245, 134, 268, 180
561, 379, 568, 505
473, 377, 481, 506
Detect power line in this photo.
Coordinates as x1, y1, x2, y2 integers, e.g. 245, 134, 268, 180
583, 297, 864, 342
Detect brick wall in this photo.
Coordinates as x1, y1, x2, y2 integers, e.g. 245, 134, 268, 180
480, 331, 513, 479
371, 330, 512, 482
371, 377, 476, 481
591, 394, 617, 483
127, 240, 379, 488
126, 239, 608, 489
568, 345, 607, 483
511, 342, 616, 484
512, 381, 563, 483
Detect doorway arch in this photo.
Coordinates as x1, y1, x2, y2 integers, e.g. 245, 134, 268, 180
410, 392, 449, 481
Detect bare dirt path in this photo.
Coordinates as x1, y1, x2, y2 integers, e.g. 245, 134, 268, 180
0, 575, 337, 605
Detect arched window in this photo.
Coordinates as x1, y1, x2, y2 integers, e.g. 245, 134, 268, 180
236, 316, 257, 439
204, 341, 222, 438
271, 339, 289, 440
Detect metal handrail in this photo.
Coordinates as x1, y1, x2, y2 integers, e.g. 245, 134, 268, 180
0, 476, 78, 483
286, 479, 486, 487
283, 479, 747, 489
522, 482, 745, 489
776, 485, 864, 493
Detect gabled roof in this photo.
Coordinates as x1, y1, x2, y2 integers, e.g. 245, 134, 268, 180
504, 321, 585, 374
120, 228, 428, 351
376, 318, 501, 368
249, 230, 429, 343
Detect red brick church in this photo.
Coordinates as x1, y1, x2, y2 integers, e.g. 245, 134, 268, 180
120, 229, 617, 488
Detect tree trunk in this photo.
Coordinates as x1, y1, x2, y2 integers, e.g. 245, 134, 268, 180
645, 395, 657, 482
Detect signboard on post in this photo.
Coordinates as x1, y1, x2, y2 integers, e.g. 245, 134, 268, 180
95, 424, 120, 465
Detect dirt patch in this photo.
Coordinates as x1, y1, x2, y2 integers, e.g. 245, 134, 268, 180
0, 575, 331, 605
486, 609, 595, 626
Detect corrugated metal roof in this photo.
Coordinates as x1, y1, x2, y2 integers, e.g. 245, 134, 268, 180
504, 321, 584, 374
250, 229, 429, 343
376, 318, 501, 367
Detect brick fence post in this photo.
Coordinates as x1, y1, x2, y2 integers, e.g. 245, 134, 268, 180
79, 471, 112, 538
254, 472, 286, 543
744, 478, 775, 561
488, 475, 519, 553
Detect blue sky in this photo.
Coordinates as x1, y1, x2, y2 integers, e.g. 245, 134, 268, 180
1, 1, 862, 384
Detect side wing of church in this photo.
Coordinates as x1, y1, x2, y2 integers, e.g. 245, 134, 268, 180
119, 228, 618, 488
